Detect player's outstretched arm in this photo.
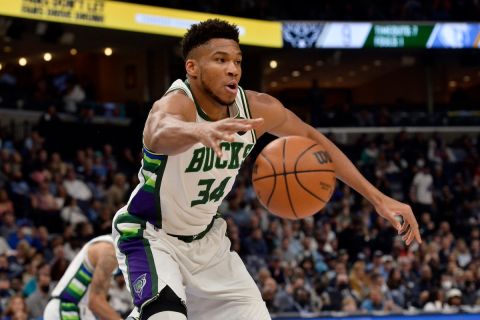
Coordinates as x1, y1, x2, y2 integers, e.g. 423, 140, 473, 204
88, 242, 122, 320
248, 90, 421, 245
143, 91, 263, 157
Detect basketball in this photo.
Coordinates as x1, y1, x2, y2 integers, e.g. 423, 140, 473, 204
252, 136, 336, 219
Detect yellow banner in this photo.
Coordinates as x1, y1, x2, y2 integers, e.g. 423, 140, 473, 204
0, 0, 283, 48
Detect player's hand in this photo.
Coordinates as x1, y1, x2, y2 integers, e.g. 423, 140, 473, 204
374, 194, 422, 246
195, 118, 264, 157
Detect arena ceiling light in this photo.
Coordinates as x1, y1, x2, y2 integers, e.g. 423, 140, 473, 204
104, 47, 113, 56
18, 57, 27, 66
43, 52, 52, 61
269, 60, 278, 69
70, 48, 78, 55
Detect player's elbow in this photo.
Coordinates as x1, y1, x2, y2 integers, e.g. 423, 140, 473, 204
88, 292, 108, 313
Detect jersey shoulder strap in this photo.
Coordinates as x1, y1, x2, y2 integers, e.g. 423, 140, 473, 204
164, 79, 194, 101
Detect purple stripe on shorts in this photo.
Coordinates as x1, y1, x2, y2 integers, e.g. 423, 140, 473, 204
129, 189, 157, 226
119, 239, 154, 307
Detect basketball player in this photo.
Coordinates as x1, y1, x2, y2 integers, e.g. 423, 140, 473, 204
112, 19, 422, 320
44, 235, 122, 320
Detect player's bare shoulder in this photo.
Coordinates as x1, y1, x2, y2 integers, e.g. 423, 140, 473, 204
245, 90, 286, 135
151, 89, 196, 122
245, 90, 281, 110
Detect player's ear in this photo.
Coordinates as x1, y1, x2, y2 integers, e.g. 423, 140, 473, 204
185, 59, 198, 78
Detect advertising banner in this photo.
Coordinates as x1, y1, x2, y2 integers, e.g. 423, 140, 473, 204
0, 0, 283, 48
282, 22, 480, 49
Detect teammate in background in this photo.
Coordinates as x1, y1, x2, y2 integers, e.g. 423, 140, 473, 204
44, 235, 122, 320
112, 19, 421, 320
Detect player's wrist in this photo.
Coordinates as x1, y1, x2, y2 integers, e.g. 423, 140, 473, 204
368, 189, 385, 208
188, 122, 203, 142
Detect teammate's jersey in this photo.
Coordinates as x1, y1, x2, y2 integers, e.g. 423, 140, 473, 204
51, 235, 113, 306
126, 79, 256, 235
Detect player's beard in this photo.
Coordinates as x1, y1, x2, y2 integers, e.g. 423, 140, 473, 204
201, 75, 235, 106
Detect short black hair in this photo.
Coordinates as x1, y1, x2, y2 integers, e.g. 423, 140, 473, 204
181, 19, 240, 60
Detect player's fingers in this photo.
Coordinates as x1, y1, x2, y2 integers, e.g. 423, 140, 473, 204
399, 219, 409, 234
221, 118, 263, 130
222, 133, 235, 142
228, 117, 263, 125
224, 123, 257, 133
402, 227, 410, 242
414, 226, 422, 244
248, 117, 264, 127
387, 214, 401, 231
211, 130, 231, 142
208, 137, 223, 158
213, 145, 222, 158
406, 228, 416, 246
402, 227, 413, 244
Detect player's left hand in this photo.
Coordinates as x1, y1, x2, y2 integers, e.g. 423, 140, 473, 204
374, 195, 422, 246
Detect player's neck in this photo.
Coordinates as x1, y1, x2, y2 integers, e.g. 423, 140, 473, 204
188, 81, 229, 121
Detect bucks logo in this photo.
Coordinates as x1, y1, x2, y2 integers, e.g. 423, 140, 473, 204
133, 273, 147, 299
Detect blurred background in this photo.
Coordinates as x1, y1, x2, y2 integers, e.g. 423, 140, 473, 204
0, 1, 479, 319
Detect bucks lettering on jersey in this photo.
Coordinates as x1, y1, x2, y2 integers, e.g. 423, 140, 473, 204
126, 79, 256, 235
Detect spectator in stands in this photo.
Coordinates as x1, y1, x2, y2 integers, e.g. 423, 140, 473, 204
37, 105, 62, 151
30, 182, 59, 213
62, 77, 86, 115
0, 189, 13, 218
261, 276, 278, 312
0, 273, 14, 315
322, 272, 354, 311
243, 227, 269, 258
25, 263, 51, 319
341, 296, 358, 312
63, 166, 92, 205
445, 288, 462, 311
60, 196, 88, 227
108, 273, 134, 317
9, 169, 30, 217
293, 286, 316, 313
349, 260, 370, 300
410, 159, 434, 214
49, 242, 69, 282
2, 294, 28, 320
48, 152, 67, 177
105, 173, 128, 210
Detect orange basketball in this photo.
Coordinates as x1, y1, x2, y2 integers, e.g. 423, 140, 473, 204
252, 136, 336, 219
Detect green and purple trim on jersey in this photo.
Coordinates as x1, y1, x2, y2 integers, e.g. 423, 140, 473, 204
58, 263, 93, 303
127, 147, 167, 228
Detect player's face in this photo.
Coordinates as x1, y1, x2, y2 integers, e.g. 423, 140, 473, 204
197, 39, 242, 106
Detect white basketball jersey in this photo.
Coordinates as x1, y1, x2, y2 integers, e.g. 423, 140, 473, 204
51, 235, 113, 307
126, 79, 256, 235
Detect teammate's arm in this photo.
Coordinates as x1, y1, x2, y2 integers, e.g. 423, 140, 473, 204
88, 242, 122, 320
143, 92, 263, 157
248, 90, 421, 245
